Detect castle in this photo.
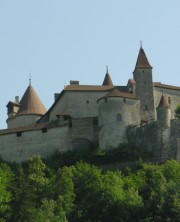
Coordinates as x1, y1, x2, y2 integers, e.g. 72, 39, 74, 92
0, 46, 180, 162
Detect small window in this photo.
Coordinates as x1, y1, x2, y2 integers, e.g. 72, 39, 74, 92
93, 117, 98, 126
86, 100, 89, 104
116, 113, 122, 122
42, 128, 47, 133
142, 70, 145, 73
144, 105, 148, 111
144, 80, 147, 84
123, 98, 126, 102
17, 132, 22, 137
69, 118, 72, 128
168, 97, 171, 105
105, 98, 107, 103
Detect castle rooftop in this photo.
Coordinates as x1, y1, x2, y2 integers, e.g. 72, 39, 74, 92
135, 47, 152, 69
17, 85, 47, 115
157, 95, 170, 108
102, 68, 113, 86
97, 88, 138, 102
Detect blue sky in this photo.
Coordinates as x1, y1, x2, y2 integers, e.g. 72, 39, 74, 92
0, 0, 180, 128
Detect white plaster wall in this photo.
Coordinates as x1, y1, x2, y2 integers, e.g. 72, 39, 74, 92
49, 91, 109, 121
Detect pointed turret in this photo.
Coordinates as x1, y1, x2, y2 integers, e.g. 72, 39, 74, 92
7, 84, 46, 129
17, 85, 46, 115
135, 46, 152, 70
157, 95, 170, 108
102, 67, 113, 86
157, 94, 171, 128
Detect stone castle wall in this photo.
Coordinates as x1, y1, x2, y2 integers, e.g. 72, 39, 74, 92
0, 118, 98, 162
98, 97, 140, 149
127, 119, 180, 161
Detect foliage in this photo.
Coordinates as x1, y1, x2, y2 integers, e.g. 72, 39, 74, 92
44, 143, 153, 170
0, 149, 180, 221
175, 104, 180, 119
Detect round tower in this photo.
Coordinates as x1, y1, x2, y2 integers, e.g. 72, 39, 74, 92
156, 95, 171, 128
7, 84, 46, 128
97, 89, 140, 149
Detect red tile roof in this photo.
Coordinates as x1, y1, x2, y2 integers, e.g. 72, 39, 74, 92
0, 121, 66, 135
135, 47, 152, 69
102, 72, 113, 86
64, 85, 114, 91
157, 95, 170, 108
154, 82, 180, 91
17, 85, 47, 115
97, 88, 138, 102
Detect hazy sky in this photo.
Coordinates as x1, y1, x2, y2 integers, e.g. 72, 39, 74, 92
0, 0, 180, 128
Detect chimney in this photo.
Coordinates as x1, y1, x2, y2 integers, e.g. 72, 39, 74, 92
15, 96, 19, 103
54, 93, 59, 101
70, 80, 79, 85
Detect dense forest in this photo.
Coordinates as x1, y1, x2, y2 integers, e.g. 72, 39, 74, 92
0, 144, 180, 222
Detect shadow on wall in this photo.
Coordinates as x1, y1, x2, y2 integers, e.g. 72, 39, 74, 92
71, 138, 95, 151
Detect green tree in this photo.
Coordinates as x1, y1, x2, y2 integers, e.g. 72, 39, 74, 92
0, 163, 13, 222
175, 104, 180, 119
33, 199, 67, 222
9, 165, 36, 222
27, 155, 50, 202
53, 166, 75, 219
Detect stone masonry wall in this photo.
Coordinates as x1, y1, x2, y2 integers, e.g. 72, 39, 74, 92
0, 117, 98, 162
127, 122, 161, 160
98, 97, 140, 149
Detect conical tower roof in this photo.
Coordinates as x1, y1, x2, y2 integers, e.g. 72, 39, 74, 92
135, 47, 152, 69
17, 85, 46, 115
157, 95, 170, 108
102, 68, 113, 86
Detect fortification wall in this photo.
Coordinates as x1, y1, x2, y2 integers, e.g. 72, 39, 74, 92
0, 117, 98, 162
127, 122, 161, 159
0, 125, 70, 162
171, 119, 180, 160
127, 120, 180, 161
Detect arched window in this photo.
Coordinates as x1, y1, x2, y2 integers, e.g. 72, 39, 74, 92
116, 113, 122, 122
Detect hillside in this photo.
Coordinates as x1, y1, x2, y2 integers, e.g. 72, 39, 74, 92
0, 145, 179, 222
